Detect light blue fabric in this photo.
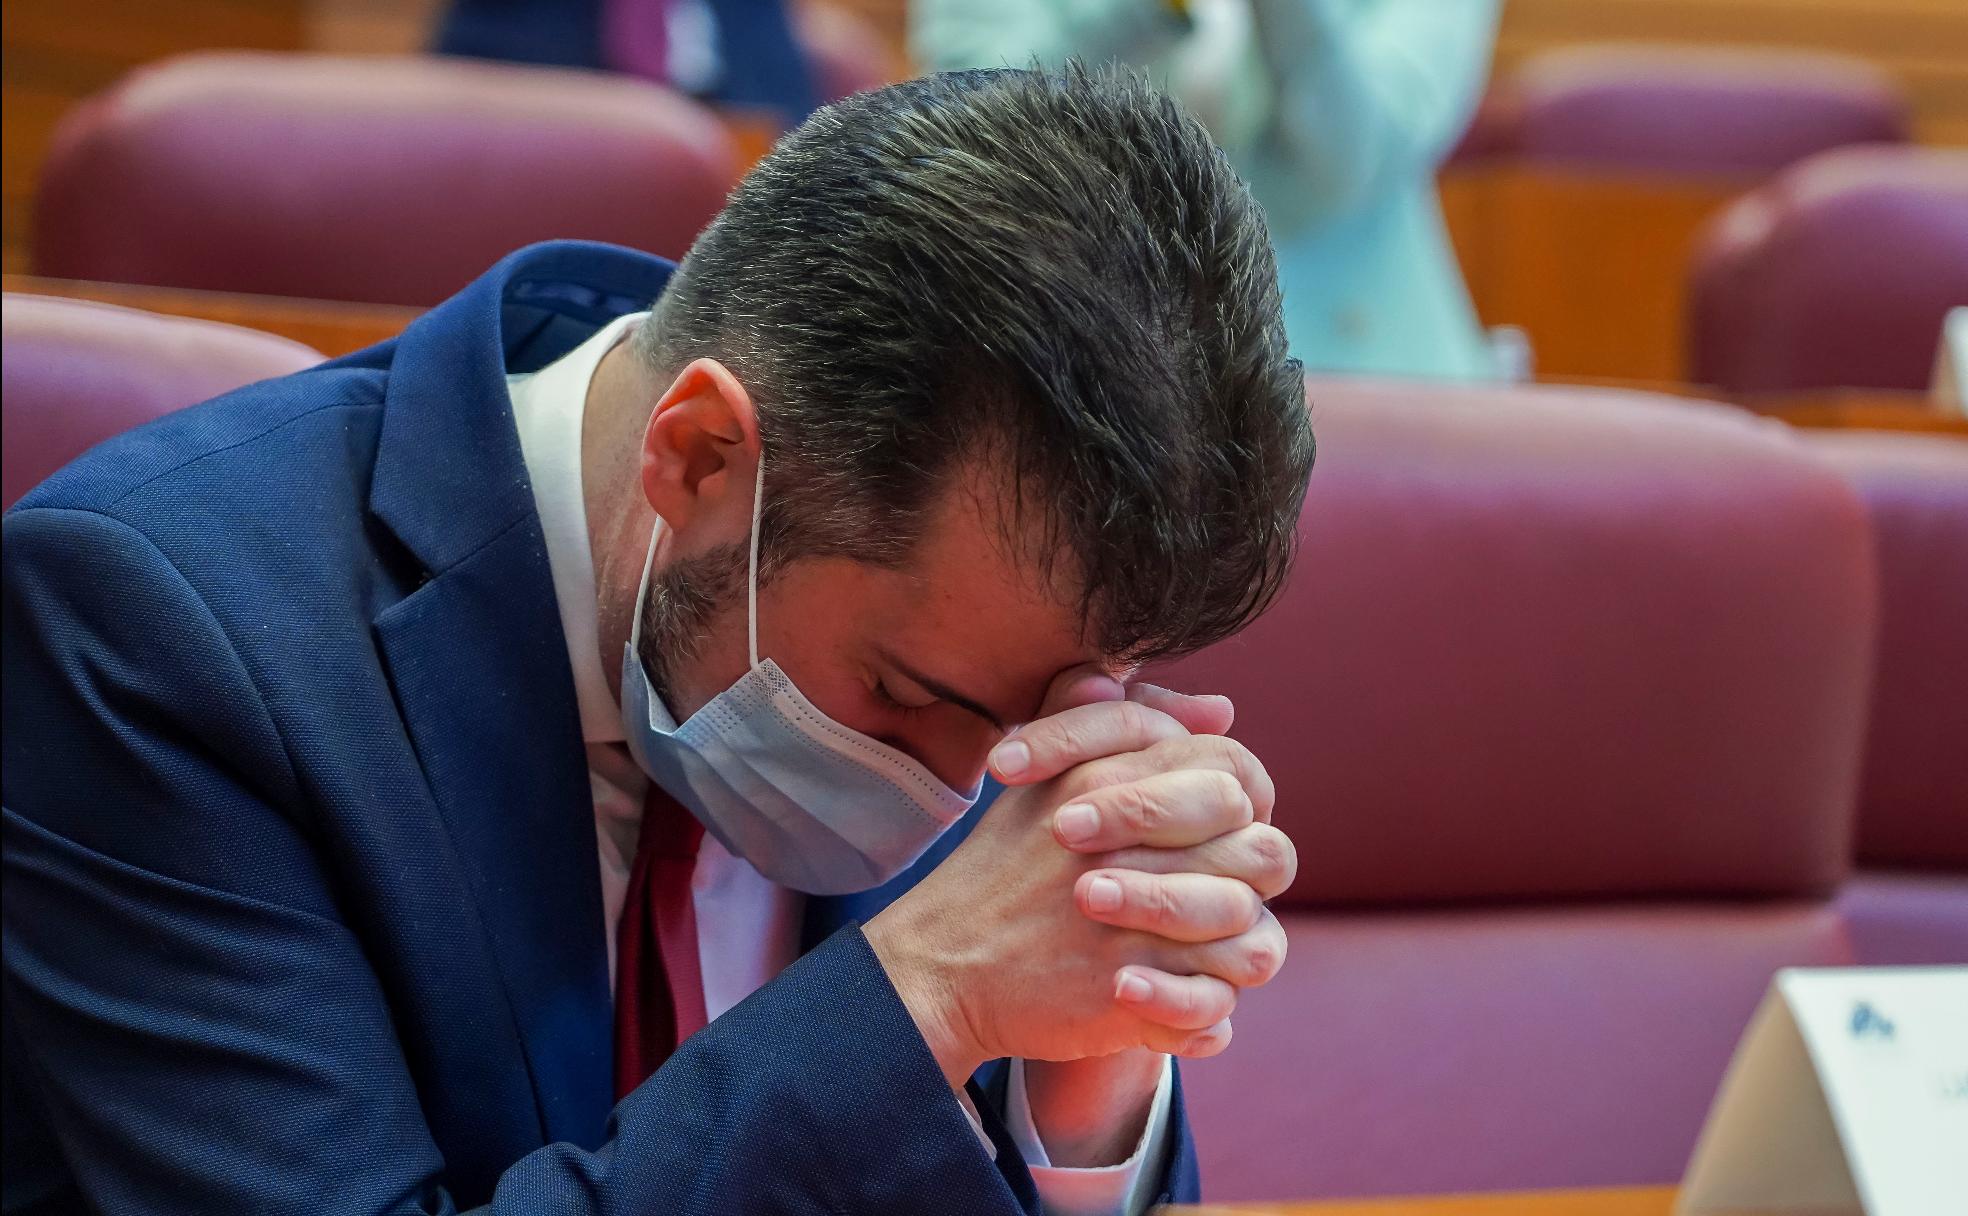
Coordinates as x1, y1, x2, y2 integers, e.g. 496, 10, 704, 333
914, 0, 1501, 380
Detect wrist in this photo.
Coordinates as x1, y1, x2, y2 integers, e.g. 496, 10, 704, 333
863, 908, 984, 1089
1022, 1048, 1165, 1167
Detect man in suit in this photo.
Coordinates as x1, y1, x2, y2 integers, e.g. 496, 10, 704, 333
3, 67, 1313, 1213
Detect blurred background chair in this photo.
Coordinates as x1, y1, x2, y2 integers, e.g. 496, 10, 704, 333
1, 293, 322, 508
31, 52, 738, 306
1154, 380, 1878, 1201
1493, 45, 1908, 176
1440, 45, 1915, 384
1808, 431, 1968, 968
1689, 145, 1968, 395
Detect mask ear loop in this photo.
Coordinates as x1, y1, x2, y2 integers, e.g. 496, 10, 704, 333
628, 512, 662, 655
747, 448, 765, 670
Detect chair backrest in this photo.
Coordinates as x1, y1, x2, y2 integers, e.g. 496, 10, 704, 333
32, 52, 739, 307
1159, 380, 1876, 1201
1498, 44, 1908, 176
1805, 430, 1968, 871
1157, 379, 1874, 907
1689, 145, 1968, 394
1, 294, 322, 509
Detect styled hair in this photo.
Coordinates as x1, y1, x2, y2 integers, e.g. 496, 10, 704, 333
639, 62, 1313, 662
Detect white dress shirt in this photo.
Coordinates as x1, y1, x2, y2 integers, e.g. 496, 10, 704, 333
508, 314, 1172, 1215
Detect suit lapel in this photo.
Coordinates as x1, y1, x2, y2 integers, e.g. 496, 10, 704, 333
367, 242, 677, 1145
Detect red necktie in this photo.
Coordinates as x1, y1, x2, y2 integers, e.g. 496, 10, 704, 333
613, 779, 707, 1099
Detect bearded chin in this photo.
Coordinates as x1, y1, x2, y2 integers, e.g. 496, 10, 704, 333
636, 542, 748, 709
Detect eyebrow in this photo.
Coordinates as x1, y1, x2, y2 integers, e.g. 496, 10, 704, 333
877, 648, 1010, 732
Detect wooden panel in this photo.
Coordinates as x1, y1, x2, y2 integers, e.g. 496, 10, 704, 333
1442, 165, 1743, 383
2, 0, 307, 284
1498, 0, 1968, 62
3, 274, 421, 357
1, 0, 301, 67
1173, 1185, 1679, 1216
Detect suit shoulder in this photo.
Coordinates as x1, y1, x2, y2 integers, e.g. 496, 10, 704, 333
11, 364, 389, 517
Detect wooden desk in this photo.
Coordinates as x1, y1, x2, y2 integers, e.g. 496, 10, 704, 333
1540, 375, 1968, 438
2, 274, 421, 357
1440, 166, 1746, 385
1171, 1185, 1680, 1216
1738, 389, 1968, 437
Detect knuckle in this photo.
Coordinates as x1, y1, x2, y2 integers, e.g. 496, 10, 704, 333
1241, 939, 1280, 986
1147, 878, 1183, 932
1233, 884, 1264, 932
1113, 699, 1158, 741
1170, 981, 1201, 1023
1108, 782, 1153, 834
1051, 713, 1099, 762
1055, 759, 1108, 801
1205, 769, 1247, 816
1248, 826, 1295, 890
1185, 1020, 1234, 1056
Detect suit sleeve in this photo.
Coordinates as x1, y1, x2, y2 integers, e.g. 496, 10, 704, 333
2, 506, 1033, 1215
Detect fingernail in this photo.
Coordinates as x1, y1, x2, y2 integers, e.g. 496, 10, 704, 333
991, 739, 1029, 778
1116, 972, 1153, 1003
1086, 875, 1123, 913
1055, 803, 1099, 844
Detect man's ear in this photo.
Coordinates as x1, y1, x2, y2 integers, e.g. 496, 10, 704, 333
640, 358, 760, 531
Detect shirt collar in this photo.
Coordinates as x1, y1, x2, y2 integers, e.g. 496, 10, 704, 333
508, 311, 648, 745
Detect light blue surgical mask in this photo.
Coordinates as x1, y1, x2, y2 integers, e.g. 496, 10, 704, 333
618, 455, 981, 894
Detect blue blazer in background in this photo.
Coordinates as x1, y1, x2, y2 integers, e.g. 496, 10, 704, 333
435, 0, 820, 125
1, 241, 1196, 1214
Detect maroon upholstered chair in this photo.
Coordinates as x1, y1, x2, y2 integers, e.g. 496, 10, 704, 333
1689, 146, 1968, 394
1808, 431, 1968, 966
1153, 381, 1875, 1201
1495, 45, 1908, 177
32, 53, 738, 307
2, 294, 322, 509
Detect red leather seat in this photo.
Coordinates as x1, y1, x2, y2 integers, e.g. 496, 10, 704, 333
1808, 431, 1968, 966
1156, 381, 1875, 1201
32, 53, 738, 306
1688, 145, 1968, 393
2, 294, 322, 508
1494, 45, 1908, 176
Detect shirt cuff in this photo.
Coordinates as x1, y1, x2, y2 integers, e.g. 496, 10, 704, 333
954, 1085, 999, 1160
1004, 1056, 1176, 1216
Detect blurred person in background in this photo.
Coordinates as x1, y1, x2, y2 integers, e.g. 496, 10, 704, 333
916, 0, 1502, 380
437, 0, 821, 127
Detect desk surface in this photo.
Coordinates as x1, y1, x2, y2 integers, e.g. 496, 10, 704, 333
2, 274, 420, 358
1171, 1185, 1681, 1216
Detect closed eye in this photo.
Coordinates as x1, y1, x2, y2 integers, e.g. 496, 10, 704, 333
873, 681, 935, 717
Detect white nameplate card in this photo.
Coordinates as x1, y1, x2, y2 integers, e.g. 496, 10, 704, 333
1679, 967, 1968, 1216
1934, 306, 1965, 417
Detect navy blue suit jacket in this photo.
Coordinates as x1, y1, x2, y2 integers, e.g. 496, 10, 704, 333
0, 242, 1198, 1214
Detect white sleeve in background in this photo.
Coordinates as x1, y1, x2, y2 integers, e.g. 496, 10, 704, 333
1244, 0, 1503, 225
911, 0, 1191, 79
1006, 1055, 1176, 1216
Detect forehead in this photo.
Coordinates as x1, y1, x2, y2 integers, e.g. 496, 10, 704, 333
785, 457, 1105, 721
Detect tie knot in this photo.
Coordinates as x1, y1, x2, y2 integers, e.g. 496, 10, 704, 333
641, 780, 705, 863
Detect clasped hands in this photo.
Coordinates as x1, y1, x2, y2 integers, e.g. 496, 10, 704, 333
866, 664, 1293, 1087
